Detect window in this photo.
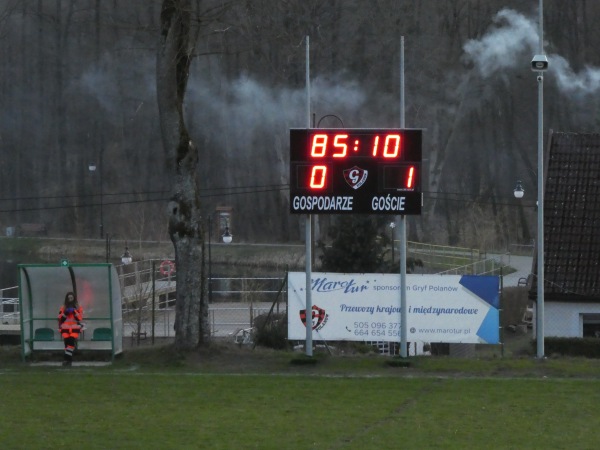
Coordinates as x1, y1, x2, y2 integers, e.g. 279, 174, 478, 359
582, 314, 600, 338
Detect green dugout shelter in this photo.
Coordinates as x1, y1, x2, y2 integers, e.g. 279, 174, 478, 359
19, 263, 123, 361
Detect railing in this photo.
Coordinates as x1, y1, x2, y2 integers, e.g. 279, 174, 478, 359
117, 259, 177, 290
121, 282, 284, 340
210, 277, 287, 302
509, 242, 535, 256
2, 261, 288, 340
1, 286, 19, 325
115, 260, 288, 341
436, 258, 508, 276
408, 241, 482, 270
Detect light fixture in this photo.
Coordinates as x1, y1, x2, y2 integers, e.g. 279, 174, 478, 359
222, 222, 233, 244
514, 180, 525, 199
121, 246, 133, 265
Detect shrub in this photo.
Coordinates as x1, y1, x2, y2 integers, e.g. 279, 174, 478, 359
252, 312, 288, 350
536, 337, 600, 358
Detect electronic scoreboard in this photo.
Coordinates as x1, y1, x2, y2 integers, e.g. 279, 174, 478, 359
289, 129, 422, 215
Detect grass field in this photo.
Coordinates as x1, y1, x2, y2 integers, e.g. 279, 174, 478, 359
2, 343, 600, 449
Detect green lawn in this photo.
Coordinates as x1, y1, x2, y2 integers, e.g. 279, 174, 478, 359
1, 359, 600, 449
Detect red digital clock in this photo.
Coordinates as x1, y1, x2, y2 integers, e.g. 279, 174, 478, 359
289, 128, 422, 215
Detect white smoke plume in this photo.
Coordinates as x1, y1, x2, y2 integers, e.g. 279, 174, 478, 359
463, 8, 600, 95
463, 9, 538, 75
550, 55, 600, 94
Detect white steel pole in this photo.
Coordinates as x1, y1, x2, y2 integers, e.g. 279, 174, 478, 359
305, 36, 313, 357
399, 36, 408, 358
536, 0, 545, 358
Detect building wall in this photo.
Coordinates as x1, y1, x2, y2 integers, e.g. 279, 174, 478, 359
533, 302, 600, 337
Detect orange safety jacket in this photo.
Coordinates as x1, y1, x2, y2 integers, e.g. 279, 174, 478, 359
58, 306, 83, 338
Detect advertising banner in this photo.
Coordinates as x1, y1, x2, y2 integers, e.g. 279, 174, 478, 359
287, 273, 500, 344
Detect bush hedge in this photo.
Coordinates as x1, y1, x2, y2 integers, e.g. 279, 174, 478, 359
536, 337, 600, 358
252, 312, 288, 350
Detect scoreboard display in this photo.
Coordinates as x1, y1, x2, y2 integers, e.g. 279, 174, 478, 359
289, 129, 423, 215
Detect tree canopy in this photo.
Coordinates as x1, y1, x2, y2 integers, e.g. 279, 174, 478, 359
2, 0, 600, 250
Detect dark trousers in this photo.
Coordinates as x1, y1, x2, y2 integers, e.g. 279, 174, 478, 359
63, 336, 77, 362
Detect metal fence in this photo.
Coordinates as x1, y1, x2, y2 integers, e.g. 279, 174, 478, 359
1, 286, 19, 325
0, 256, 535, 357
408, 241, 482, 271
123, 297, 286, 343
1, 261, 289, 344
436, 257, 508, 276
117, 260, 288, 343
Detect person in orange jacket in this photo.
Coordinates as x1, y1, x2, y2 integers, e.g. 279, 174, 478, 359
58, 292, 83, 366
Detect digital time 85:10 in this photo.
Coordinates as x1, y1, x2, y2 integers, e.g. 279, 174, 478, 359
308, 132, 404, 159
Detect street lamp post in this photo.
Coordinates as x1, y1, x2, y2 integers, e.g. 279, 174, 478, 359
88, 150, 104, 239
208, 215, 213, 303
105, 233, 113, 263
516, 0, 548, 358
207, 215, 233, 303
531, 0, 547, 359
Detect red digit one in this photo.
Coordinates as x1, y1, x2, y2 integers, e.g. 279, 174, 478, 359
406, 166, 415, 188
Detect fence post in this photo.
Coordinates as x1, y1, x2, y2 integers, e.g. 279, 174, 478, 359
500, 266, 504, 357
134, 261, 140, 287
152, 260, 156, 345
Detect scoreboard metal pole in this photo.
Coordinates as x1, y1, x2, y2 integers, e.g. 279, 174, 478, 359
304, 35, 313, 357
399, 36, 408, 359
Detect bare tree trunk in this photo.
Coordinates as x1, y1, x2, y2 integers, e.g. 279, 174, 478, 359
156, 0, 208, 350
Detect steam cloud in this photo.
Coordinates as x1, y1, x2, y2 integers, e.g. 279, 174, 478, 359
463, 8, 600, 95
188, 73, 369, 133
463, 9, 538, 75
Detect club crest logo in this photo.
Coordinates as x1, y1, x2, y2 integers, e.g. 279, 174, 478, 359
343, 166, 368, 190
300, 304, 329, 331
